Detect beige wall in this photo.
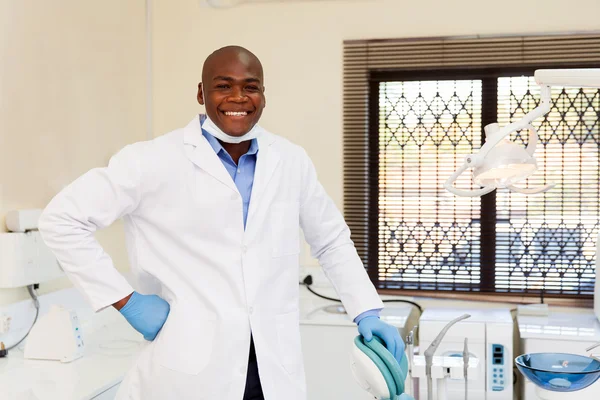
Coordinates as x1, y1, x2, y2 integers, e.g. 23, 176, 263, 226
0, 1, 147, 305
151, 0, 600, 266
1, 0, 599, 306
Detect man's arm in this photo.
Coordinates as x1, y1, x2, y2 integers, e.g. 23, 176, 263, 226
38, 144, 142, 312
298, 149, 384, 321
113, 293, 134, 310
354, 308, 383, 323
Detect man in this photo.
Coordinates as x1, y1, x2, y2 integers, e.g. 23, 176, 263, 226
38, 46, 405, 400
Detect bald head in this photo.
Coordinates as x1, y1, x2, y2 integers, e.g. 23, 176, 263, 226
202, 45, 263, 84
197, 45, 266, 137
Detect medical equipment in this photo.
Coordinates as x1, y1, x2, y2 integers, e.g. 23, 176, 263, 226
3, 285, 40, 354
351, 312, 476, 400
23, 304, 84, 363
419, 308, 514, 400
351, 339, 479, 400
424, 314, 471, 400
0, 287, 144, 399
300, 285, 416, 400
463, 338, 469, 400
517, 310, 600, 399
351, 335, 413, 400
412, 354, 479, 400
515, 353, 600, 400
406, 327, 416, 397
5, 209, 42, 233
444, 68, 600, 197
0, 209, 63, 289
587, 176, 600, 354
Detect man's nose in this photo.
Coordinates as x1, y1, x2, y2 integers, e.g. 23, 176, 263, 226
228, 87, 248, 102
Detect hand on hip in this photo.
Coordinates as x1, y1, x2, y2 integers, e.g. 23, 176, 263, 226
119, 291, 170, 341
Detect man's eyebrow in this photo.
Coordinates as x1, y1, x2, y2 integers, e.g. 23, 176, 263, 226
213, 76, 261, 83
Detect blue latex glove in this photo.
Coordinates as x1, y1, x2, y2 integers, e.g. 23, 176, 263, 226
357, 315, 406, 365
119, 291, 170, 341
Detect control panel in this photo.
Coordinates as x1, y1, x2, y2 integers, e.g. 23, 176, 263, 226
489, 343, 506, 391
70, 310, 85, 357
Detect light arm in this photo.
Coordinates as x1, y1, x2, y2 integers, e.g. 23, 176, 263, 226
445, 69, 600, 197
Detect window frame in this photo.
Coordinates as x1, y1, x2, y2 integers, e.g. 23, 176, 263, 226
367, 64, 599, 300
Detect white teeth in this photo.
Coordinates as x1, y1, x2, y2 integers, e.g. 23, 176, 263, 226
224, 111, 248, 116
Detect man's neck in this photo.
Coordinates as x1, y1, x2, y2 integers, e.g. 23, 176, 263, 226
220, 140, 251, 165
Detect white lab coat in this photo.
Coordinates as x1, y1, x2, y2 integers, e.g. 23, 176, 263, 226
38, 116, 384, 400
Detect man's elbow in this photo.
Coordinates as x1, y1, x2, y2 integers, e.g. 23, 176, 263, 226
37, 206, 58, 241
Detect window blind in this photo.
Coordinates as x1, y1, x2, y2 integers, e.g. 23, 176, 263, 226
344, 33, 600, 297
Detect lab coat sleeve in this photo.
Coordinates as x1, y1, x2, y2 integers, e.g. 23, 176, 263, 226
38, 144, 141, 312
298, 149, 384, 321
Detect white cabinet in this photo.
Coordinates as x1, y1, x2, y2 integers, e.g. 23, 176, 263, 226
301, 323, 375, 400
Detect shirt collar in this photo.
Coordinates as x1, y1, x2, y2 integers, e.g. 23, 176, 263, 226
199, 114, 259, 156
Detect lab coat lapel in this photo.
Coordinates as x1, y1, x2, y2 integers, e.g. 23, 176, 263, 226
247, 132, 280, 225
183, 117, 238, 193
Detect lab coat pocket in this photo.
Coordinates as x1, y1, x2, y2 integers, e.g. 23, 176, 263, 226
275, 309, 303, 374
271, 201, 300, 257
153, 309, 216, 375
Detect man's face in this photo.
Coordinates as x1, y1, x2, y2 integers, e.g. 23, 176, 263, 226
198, 53, 265, 137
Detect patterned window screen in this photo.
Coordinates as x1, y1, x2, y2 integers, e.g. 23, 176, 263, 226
378, 80, 482, 291
343, 34, 600, 298
495, 78, 600, 296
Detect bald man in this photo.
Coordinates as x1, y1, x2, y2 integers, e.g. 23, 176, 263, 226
39, 46, 405, 400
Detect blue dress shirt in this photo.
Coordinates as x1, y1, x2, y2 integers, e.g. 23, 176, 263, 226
199, 116, 379, 324
200, 116, 258, 229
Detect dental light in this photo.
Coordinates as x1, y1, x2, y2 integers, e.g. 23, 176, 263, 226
445, 68, 600, 197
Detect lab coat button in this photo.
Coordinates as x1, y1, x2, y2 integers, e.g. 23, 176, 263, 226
249, 307, 254, 314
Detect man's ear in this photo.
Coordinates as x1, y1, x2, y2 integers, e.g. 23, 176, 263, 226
197, 82, 204, 105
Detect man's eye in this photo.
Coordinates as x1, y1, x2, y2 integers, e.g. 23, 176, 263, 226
246, 86, 259, 91
216, 84, 230, 89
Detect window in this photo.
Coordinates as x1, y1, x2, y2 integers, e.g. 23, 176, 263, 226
374, 71, 599, 297
375, 78, 483, 292
343, 34, 600, 299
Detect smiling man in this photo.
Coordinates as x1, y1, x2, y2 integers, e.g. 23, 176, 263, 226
200, 47, 265, 140
38, 46, 405, 400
